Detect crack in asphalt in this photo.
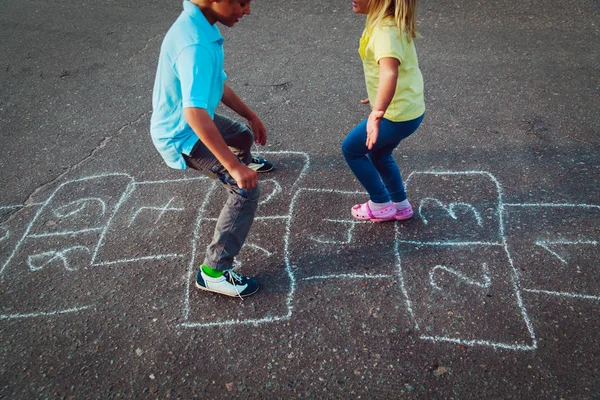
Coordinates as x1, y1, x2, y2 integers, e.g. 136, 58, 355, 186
1, 110, 151, 225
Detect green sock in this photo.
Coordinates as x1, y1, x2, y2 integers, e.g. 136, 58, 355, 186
201, 264, 223, 278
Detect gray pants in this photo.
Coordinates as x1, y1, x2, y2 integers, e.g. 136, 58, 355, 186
183, 113, 260, 271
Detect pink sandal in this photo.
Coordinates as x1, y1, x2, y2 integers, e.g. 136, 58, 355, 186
395, 204, 414, 220
351, 202, 396, 222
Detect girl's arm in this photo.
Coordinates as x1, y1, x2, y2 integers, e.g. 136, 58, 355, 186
366, 57, 400, 150
221, 84, 267, 146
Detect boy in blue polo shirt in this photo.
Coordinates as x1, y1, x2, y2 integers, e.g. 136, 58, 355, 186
151, 0, 272, 298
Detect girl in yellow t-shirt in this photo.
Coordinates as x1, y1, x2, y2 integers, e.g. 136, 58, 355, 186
342, 0, 425, 222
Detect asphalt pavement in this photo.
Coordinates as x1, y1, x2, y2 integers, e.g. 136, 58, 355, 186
1, 0, 599, 398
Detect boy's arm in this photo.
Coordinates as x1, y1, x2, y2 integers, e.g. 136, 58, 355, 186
221, 84, 267, 146
184, 107, 258, 189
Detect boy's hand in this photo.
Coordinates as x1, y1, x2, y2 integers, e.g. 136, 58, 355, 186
366, 110, 385, 150
248, 115, 267, 146
229, 163, 258, 189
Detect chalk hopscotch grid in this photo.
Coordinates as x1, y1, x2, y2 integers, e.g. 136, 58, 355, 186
0, 173, 134, 319
401, 170, 538, 351
0, 173, 210, 320
0, 160, 597, 351
1, 153, 309, 322
1, 173, 133, 276
180, 151, 310, 328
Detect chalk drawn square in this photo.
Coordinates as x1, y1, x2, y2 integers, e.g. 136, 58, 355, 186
398, 244, 534, 349
203, 151, 309, 218
402, 171, 503, 244
505, 205, 600, 299
288, 189, 397, 280
93, 178, 215, 265
0, 233, 100, 318
26, 174, 134, 237
184, 218, 290, 326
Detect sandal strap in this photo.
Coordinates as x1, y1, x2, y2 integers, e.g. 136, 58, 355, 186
364, 202, 376, 219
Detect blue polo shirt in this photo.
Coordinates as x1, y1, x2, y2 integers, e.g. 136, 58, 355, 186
150, 0, 227, 169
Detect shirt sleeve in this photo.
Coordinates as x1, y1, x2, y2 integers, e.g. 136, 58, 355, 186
175, 45, 214, 109
372, 24, 404, 64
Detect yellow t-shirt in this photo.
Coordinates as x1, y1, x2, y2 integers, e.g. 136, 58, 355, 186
359, 19, 425, 122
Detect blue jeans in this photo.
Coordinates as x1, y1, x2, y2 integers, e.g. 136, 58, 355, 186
183, 114, 260, 271
342, 114, 423, 203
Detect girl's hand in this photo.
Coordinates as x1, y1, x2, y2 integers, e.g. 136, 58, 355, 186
360, 98, 370, 104
366, 110, 385, 150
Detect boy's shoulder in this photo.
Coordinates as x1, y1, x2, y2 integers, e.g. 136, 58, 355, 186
162, 11, 219, 57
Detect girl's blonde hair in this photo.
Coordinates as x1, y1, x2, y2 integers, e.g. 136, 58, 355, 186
366, 0, 418, 41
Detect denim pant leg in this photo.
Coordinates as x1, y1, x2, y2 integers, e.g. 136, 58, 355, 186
183, 113, 260, 271
342, 114, 423, 203
370, 115, 423, 202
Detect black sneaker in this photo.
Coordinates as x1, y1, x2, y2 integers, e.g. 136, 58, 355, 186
248, 156, 273, 173
196, 268, 259, 298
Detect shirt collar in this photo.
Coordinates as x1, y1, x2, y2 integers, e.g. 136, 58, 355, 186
182, 0, 223, 44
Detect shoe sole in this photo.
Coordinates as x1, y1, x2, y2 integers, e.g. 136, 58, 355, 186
352, 216, 396, 222
249, 165, 273, 173
195, 281, 259, 297
395, 208, 414, 221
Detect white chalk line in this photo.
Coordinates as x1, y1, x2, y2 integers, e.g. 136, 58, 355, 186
90, 181, 136, 265
397, 240, 503, 247
135, 176, 209, 185
302, 273, 392, 281
182, 182, 217, 321
0, 202, 44, 212
429, 263, 491, 292
258, 179, 282, 205
522, 289, 600, 301
28, 227, 104, 238
505, 203, 600, 209
198, 215, 290, 223
0, 226, 9, 242
127, 197, 184, 229
28, 246, 91, 271
245, 243, 274, 257
53, 197, 107, 219
501, 237, 538, 350
255, 151, 311, 193
0, 204, 25, 211
420, 335, 537, 351
1, 305, 93, 320
419, 198, 483, 227
535, 239, 598, 264
92, 254, 183, 266
179, 314, 289, 329
394, 222, 419, 329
